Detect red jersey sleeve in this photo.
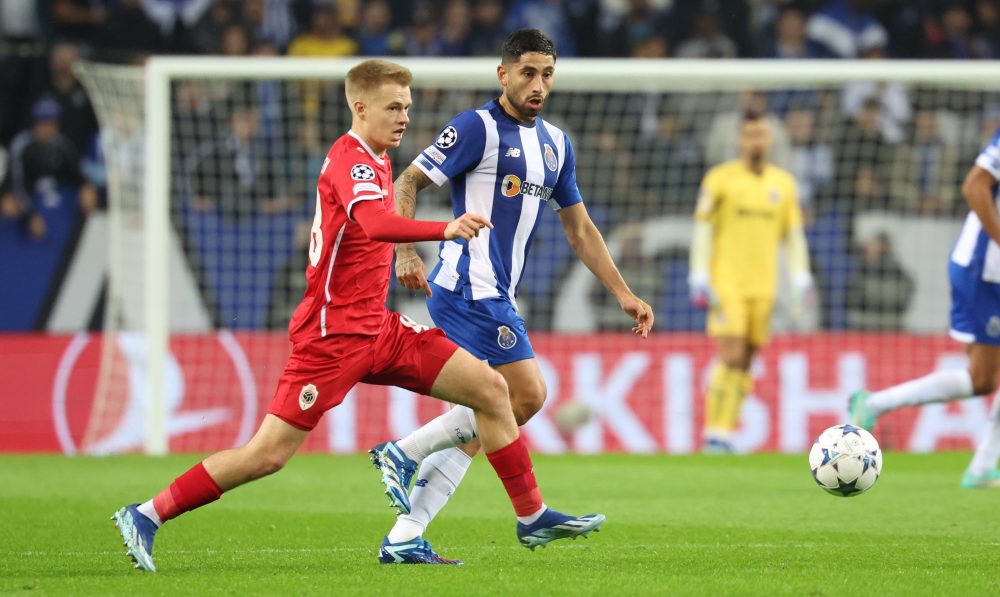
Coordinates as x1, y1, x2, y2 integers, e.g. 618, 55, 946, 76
328, 158, 387, 222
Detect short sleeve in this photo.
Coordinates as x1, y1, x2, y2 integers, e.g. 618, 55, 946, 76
975, 127, 1000, 181
324, 155, 386, 222
550, 133, 583, 211
413, 110, 486, 186
694, 167, 723, 222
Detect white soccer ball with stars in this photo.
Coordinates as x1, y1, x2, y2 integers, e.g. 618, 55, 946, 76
808, 424, 882, 497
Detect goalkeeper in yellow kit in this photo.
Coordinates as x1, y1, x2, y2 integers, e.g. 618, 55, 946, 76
688, 109, 813, 453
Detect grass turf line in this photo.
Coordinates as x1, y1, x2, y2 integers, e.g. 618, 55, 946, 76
1, 453, 998, 595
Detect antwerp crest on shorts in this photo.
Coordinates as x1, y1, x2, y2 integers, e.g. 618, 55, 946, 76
299, 384, 319, 410
543, 143, 557, 171
497, 325, 517, 349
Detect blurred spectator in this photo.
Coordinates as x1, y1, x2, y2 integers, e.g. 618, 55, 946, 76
846, 232, 913, 331
220, 23, 251, 55
242, 0, 295, 52
971, 0, 1000, 59
506, 0, 577, 56
467, 0, 508, 56
394, 0, 445, 56
634, 109, 704, 213
1, 0, 43, 40
841, 39, 911, 144
190, 0, 241, 54
189, 101, 290, 219
441, 0, 473, 56
9, 99, 98, 236
832, 96, 888, 204
50, 0, 108, 43
95, 0, 168, 58
0, 146, 19, 223
141, 0, 213, 42
675, 8, 738, 59
357, 0, 392, 55
27, 43, 98, 156
267, 220, 311, 329
889, 109, 961, 214
592, 226, 663, 330
806, 0, 888, 58
786, 107, 833, 214
287, 1, 358, 57
926, 2, 975, 59
671, 0, 752, 57
767, 6, 816, 59
599, 0, 669, 58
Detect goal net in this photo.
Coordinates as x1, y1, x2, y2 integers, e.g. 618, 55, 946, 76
75, 58, 1000, 455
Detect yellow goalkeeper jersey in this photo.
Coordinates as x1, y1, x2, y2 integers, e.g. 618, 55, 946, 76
694, 160, 802, 299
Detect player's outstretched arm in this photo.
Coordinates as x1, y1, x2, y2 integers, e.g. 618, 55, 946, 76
394, 164, 435, 296
963, 165, 1000, 245
353, 199, 491, 244
558, 203, 654, 338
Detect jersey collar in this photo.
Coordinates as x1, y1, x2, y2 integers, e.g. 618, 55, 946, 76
347, 130, 386, 165
492, 98, 536, 128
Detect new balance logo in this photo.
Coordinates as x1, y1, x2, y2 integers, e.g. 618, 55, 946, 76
505, 148, 521, 158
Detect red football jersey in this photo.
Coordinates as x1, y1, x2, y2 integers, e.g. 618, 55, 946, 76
288, 131, 397, 342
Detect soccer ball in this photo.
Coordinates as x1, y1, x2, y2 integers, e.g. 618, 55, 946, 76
808, 424, 882, 497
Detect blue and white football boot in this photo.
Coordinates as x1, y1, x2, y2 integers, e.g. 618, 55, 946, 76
111, 504, 157, 572
960, 469, 1000, 489
378, 536, 463, 565
369, 441, 418, 515
516, 509, 605, 551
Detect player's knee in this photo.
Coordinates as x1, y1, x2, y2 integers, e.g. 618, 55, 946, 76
476, 370, 510, 417
254, 454, 287, 478
511, 379, 546, 426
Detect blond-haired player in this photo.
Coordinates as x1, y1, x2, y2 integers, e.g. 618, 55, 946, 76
688, 109, 813, 453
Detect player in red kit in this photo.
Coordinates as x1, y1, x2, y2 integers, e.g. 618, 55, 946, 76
111, 59, 603, 572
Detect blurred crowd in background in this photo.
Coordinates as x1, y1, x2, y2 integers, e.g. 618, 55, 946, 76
2, 0, 1000, 334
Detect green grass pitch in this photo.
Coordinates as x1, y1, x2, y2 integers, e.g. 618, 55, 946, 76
2, 452, 998, 595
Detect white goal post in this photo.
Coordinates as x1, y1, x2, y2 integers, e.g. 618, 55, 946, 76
77, 56, 1000, 455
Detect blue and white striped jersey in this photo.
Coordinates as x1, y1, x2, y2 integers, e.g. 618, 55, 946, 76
951, 126, 1000, 282
413, 99, 583, 303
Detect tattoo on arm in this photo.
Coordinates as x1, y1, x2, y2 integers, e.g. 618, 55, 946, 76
394, 165, 432, 219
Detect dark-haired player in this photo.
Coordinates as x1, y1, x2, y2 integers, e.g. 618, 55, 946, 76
370, 29, 652, 564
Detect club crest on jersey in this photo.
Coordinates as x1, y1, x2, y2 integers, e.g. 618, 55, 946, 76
497, 325, 517, 349
351, 164, 376, 181
543, 143, 557, 171
435, 126, 458, 149
501, 174, 521, 197
768, 189, 781, 203
299, 384, 319, 411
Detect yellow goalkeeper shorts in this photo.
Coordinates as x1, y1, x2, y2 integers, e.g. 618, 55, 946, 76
707, 295, 774, 347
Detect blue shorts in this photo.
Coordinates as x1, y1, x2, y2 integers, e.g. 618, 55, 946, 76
427, 282, 535, 366
949, 261, 1000, 345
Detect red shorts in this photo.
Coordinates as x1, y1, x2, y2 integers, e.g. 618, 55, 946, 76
268, 311, 459, 431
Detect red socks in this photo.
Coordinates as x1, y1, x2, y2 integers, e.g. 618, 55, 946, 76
152, 462, 223, 523
485, 436, 544, 517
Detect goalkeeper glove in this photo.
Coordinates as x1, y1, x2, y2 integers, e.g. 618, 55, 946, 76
688, 271, 716, 309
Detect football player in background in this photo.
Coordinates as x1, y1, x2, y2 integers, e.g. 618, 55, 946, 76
111, 59, 601, 572
850, 125, 1000, 489
688, 109, 813, 454
369, 29, 652, 564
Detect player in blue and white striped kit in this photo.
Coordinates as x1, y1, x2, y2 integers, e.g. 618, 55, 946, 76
372, 29, 654, 563
850, 125, 1000, 489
